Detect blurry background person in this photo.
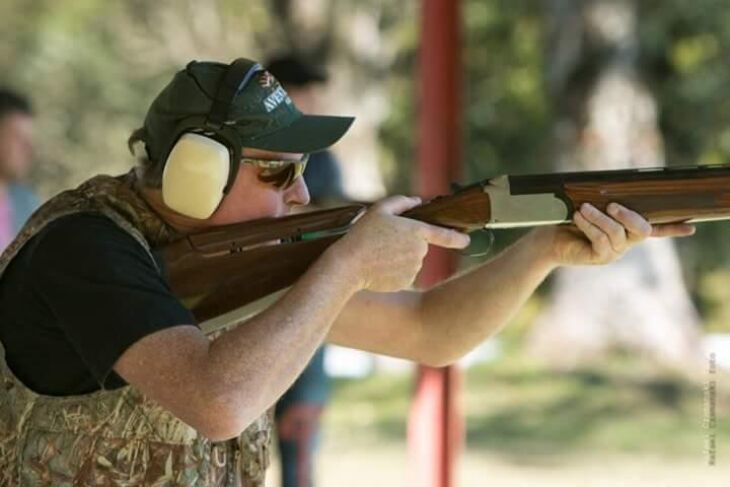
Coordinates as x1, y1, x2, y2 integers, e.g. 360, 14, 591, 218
0, 88, 39, 252
266, 53, 347, 487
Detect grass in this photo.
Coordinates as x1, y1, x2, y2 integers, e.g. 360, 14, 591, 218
322, 350, 729, 464
308, 300, 729, 484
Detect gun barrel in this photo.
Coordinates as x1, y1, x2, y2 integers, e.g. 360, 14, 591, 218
484, 164, 730, 228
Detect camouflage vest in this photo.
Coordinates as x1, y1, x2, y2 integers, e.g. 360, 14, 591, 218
0, 171, 272, 486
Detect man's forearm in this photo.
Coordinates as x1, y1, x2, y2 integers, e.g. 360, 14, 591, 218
417, 228, 557, 365
203, 246, 358, 425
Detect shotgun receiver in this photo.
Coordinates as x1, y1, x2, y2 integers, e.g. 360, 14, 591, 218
159, 164, 730, 323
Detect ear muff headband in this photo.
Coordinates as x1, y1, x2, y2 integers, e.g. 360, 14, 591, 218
208, 59, 263, 128
161, 59, 263, 219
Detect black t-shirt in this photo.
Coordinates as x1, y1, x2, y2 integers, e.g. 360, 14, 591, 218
0, 213, 195, 396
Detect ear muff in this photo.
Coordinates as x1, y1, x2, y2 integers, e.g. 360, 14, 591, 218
162, 133, 231, 219
160, 58, 263, 219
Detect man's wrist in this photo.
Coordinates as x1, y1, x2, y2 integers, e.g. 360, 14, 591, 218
316, 240, 366, 295
522, 227, 561, 274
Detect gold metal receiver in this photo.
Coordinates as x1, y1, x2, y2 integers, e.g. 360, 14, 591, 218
483, 175, 569, 229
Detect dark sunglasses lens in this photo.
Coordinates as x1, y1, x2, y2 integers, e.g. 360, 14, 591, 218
257, 164, 296, 189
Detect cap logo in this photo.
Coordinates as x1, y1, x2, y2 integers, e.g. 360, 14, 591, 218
263, 86, 292, 113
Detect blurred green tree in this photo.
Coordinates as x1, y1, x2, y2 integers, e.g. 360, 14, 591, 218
528, 0, 703, 372
0, 0, 401, 200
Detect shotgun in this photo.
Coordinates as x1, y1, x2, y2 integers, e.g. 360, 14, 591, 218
158, 163, 730, 324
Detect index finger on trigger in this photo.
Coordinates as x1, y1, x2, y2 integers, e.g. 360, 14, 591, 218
416, 222, 471, 249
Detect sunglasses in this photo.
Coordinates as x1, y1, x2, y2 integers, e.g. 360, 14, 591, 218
241, 153, 309, 190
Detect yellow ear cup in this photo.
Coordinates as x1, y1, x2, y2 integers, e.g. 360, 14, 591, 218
162, 133, 231, 219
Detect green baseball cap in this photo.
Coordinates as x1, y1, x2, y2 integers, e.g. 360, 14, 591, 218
141, 59, 354, 162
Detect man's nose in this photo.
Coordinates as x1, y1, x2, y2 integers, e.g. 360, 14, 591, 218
285, 176, 310, 207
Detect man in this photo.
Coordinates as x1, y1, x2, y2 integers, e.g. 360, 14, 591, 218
0, 58, 695, 485
0, 88, 40, 251
266, 53, 345, 487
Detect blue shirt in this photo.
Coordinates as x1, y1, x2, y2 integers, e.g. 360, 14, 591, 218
8, 184, 40, 233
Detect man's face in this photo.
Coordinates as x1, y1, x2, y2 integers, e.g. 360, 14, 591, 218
0, 112, 34, 181
205, 147, 311, 226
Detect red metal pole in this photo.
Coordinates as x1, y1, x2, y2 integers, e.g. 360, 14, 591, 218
408, 1, 463, 487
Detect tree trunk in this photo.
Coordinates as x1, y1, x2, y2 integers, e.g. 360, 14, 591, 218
528, 0, 703, 372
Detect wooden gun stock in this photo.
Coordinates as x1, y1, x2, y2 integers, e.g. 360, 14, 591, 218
159, 205, 364, 322
159, 164, 730, 322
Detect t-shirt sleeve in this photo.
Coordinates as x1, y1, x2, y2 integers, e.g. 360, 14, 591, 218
29, 213, 195, 388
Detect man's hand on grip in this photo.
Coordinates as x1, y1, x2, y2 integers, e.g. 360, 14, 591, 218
329, 196, 470, 292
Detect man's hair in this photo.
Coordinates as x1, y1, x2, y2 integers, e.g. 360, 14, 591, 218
128, 127, 164, 189
0, 88, 33, 120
